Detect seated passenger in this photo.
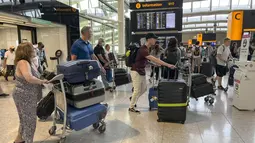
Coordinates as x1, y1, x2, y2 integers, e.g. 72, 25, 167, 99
163, 37, 181, 79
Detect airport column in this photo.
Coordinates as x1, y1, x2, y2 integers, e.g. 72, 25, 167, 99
118, 0, 125, 54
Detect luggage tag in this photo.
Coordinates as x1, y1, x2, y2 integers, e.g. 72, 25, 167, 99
150, 96, 158, 102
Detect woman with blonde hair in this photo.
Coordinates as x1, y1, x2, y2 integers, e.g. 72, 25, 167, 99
13, 42, 48, 143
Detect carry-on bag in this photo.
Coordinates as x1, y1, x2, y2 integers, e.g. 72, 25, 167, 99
201, 62, 213, 77
58, 103, 107, 131
191, 82, 214, 99
57, 60, 101, 84
108, 52, 118, 65
157, 68, 188, 124
64, 79, 105, 108
148, 66, 159, 110
37, 91, 55, 120
114, 68, 131, 86
191, 73, 207, 86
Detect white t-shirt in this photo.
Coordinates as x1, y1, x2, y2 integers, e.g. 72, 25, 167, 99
216, 44, 231, 66
4, 51, 15, 65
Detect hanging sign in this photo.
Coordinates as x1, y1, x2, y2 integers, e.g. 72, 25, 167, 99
239, 34, 250, 62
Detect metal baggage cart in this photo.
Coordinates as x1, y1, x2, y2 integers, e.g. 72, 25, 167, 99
47, 74, 107, 143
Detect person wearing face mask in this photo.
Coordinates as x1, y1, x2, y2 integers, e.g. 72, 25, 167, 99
4, 46, 16, 81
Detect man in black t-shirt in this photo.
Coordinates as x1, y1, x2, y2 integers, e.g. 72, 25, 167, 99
94, 38, 109, 67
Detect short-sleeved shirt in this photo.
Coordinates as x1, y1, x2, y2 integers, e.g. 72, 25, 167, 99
216, 44, 231, 66
4, 50, 15, 65
94, 45, 108, 66
71, 38, 94, 60
131, 45, 149, 76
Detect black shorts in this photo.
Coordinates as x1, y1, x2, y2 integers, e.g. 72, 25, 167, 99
216, 65, 227, 77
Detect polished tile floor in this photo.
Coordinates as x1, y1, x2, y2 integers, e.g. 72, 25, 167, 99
0, 75, 255, 143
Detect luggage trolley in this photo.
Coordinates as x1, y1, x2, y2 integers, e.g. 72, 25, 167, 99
47, 74, 107, 143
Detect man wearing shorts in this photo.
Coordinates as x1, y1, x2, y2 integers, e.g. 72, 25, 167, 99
215, 38, 232, 90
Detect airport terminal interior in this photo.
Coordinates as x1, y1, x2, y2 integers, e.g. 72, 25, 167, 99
1, 0, 255, 143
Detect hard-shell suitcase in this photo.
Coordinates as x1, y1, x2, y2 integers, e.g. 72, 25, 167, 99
57, 60, 101, 84
192, 74, 207, 86
108, 52, 118, 64
191, 83, 214, 99
59, 104, 107, 131
148, 87, 158, 110
157, 79, 188, 124
37, 91, 55, 120
114, 69, 131, 86
64, 79, 105, 108
201, 62, 213, 77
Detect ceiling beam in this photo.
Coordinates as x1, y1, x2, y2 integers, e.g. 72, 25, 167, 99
183, 20, 227, 25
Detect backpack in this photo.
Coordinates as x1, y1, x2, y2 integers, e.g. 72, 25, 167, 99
125, 44, 140, 67
165, 47, 179, 65
193, 46, 200, 56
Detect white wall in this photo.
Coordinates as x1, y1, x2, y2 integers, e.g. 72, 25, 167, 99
37, 26, 67, 72
0, 28, 18, 50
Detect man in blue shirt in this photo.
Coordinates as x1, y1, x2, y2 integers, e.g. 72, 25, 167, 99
71, 26, 112, 91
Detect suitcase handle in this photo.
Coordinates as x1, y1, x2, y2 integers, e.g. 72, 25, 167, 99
76, 61, 90, 66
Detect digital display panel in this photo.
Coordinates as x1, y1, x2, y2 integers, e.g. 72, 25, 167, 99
136, 11, 176, 30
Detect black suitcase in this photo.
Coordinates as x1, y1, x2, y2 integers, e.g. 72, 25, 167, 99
114, 68, 131, 86
114, 74, 131, 86
114, 68, 126, 75
157, 79, 187, 124
37, 91, 55, 120
192, 74, 207, 86
201, 62, 213, 77
191, 83, 214, 99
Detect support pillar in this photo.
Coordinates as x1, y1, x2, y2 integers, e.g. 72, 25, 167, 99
118, 0, 125, 54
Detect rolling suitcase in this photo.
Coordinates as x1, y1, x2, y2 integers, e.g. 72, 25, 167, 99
148, 87, 158, 110
191, 83, 214, 99
191, 74, 207, 86
57, 60, 101, 84
37, 91, 55, 120
64, 79, 105, 108
148, 66, 159, 110
201, 62, 213, 77
157, 67, 188, 124
58, 104, 107, 132
114, 68, 131, 86
108, 52, 118, 65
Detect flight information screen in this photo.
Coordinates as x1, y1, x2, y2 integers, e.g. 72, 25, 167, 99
136, 11, 176, 30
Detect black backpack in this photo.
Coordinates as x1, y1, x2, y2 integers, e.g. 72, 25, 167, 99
193, 46, 200, 56
125, 44, 140, 67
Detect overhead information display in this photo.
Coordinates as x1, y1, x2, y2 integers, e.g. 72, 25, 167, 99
136, 11, 176, 30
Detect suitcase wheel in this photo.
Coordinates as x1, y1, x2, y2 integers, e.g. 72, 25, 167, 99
93, 123, 100, 129
49, 126, 57, 135
180, 121, 185, 124
157, 119, 162, 122
224, 87, 228, 92
59, 137, 66, 143
98, 124, 106, 133
209, 98, 214, 105
149, 107, 152, 111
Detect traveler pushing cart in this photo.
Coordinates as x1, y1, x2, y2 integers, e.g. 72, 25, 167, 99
47, 74, 108, 143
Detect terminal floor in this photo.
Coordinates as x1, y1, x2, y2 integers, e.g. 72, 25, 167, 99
0, 76, 255, 143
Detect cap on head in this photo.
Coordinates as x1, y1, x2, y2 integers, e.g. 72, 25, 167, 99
145, 33, 158, 40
